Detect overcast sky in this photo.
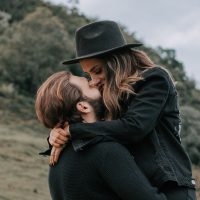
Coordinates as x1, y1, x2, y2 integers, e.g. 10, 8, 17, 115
49, 0, 200, 87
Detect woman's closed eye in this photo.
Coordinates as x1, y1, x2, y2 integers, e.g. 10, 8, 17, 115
93, 68, 102, 75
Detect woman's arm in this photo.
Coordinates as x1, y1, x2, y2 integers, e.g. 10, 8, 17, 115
70, 68, 170, 144
95, 142, 166, 200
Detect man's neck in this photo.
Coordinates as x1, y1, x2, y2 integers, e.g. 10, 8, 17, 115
82, 112, 97, 123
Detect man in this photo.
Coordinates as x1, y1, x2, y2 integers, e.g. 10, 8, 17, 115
36, 71, 166, 200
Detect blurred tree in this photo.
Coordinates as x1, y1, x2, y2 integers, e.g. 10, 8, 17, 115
181, 105, 200, 165
0, 11, 11, 33
67, 0, 79, 3
65, 0, 79, 7
45, 2, 92, 38
156, 47, 186, 81
154, 47, 197, 105
0, 6, 73, 95
0, 0, 44, 22
0, 0, 93, 77
43, 3, 93, 76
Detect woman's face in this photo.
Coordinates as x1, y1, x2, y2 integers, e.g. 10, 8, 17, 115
79, 58, 106, 92
70, 74, 101, 100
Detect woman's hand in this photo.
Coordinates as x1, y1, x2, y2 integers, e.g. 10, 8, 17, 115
50, 146, 63, 166
49, 123, 71, 148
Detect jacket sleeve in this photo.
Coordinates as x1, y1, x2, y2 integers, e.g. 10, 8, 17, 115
95, 142, 166, 200
70, 68, 170, 144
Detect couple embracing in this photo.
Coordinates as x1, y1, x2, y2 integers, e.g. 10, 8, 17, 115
35, 21, 196, 200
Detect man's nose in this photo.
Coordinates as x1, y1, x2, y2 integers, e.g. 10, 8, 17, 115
89, 78, 100, 87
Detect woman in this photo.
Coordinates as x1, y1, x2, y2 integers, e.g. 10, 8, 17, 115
36, 71, 167, 200
49, 20, 196, 199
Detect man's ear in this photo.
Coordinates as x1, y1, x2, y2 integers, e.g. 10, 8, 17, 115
76, 101, 91, 114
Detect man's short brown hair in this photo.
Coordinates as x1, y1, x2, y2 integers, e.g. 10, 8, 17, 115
35, 71, 83, 128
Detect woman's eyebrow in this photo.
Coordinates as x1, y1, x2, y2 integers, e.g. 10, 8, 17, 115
89, 65, 99, 73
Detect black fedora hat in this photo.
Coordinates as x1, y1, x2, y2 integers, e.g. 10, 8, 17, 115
62, 20, 142, 65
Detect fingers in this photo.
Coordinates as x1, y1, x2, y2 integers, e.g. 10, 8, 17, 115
50, 147, 63, 166
49, 138, 62, 148
53, 148, 62, 164
52, 127, 70, 137
50, 147, 56, 166
63, 122, 69, 128
49, 136, 69, 148
51, 133, 67, 143
49, 128, 70, 147
57, 134, 68, 142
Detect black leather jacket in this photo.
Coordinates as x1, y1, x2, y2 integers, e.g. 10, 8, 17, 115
69, 66, 195, 189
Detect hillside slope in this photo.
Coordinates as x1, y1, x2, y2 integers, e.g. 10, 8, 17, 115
0, 122, 50, 200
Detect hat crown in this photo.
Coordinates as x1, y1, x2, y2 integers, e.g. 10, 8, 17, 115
75, 21, 126, 57
62, 20, 142, 65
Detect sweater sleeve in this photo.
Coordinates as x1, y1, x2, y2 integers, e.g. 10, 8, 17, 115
70, 68, 170, 144
95, 142, 166, 200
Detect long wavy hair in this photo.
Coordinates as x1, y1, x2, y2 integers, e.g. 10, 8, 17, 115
102, 49, 155, 119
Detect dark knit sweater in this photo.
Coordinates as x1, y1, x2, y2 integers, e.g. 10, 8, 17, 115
49, 141, 166, 200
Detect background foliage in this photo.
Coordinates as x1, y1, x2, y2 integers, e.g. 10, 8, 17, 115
0, 0, 200, 165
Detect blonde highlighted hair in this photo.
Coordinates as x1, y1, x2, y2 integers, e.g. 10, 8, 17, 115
102, 49, 155, 119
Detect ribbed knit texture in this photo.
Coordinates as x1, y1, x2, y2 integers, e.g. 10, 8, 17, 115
48, 141, 166, 200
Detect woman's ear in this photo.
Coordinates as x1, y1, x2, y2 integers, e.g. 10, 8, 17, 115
76, 101, 91, 114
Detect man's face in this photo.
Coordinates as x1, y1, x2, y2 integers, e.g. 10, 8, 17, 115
70, 74, 105, 120
69, 74, 101, 100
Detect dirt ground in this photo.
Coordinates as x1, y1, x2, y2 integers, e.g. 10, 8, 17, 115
0, 123, 200, 200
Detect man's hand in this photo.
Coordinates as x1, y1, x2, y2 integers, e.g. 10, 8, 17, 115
49, 123, 70, 148
50, 146, 63, 166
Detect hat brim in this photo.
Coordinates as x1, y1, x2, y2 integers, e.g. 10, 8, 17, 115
62, 43, 143, 65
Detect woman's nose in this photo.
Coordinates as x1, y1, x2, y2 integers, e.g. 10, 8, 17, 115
89, 78, 100, 87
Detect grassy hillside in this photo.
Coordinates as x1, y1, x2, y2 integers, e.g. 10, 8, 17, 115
0, 123, 50, 200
